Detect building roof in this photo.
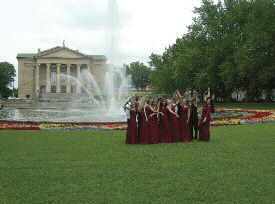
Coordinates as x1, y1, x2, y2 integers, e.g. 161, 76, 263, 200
16, 53, 37, 59
17, 46, 107, 61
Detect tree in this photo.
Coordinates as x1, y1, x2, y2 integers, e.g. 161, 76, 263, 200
147, 0, 275, 101
125, 61, 152, 89
149, 51, 178, 94
0, 62, 16, 98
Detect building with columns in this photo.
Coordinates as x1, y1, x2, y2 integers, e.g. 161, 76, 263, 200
17, 46, 107, 100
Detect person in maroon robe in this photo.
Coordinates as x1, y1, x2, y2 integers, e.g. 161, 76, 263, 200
178, 99, 192, 142
147, 99, 162, 144
125, 98, 138, 144
167, 99, 180, 142
159, 98, 172, 143
199, 97, 212, 142
137, 100, 150, 144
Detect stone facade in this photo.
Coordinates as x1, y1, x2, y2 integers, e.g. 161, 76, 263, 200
17, 46, 107, 100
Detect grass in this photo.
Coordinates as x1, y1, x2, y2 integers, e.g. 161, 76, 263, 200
0, 123, 274, 203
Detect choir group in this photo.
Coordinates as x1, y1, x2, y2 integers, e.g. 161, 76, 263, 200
123, 91, 213, 145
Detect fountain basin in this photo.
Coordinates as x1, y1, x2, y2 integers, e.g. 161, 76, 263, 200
0, 107, 126, 123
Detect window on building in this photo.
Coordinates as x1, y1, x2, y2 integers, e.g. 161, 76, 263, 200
61, 86, 66, 93
51, 65, 57, 84
51, 86, 56, 93
61, 65, 67, 84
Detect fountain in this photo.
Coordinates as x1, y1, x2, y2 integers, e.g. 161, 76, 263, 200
0, 0, 132, 124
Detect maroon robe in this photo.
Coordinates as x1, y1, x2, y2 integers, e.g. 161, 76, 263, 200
169, 105, 180, 142
147, 107, 159, 144
138, 109, 149, 144
199, 105, 211, 142
178, 105, 192, 142
159, 107, 172, 143
125, 110, 138, 144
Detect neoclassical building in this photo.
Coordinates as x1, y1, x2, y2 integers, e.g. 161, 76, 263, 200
17, 46, 107, 100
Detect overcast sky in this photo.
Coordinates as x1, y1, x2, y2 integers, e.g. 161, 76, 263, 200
0, 0, 203, 86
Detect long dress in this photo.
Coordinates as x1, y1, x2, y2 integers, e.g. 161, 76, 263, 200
178, 105, 192, 142
125, 110, 138, 144
199, 105, 211, 142
138, 109, 149, 144
147, 107, 159, 144
159, 107, 172, 143
169, 105, 180, 142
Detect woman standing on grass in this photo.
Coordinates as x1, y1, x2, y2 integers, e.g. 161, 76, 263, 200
147, 99, 162, 144
159, 98, 172, 143
167, 99, 180, 142
199, 97, 212, 142
125, 98, 138, 144
137, 99, 150, 144
178, 99, 192, 142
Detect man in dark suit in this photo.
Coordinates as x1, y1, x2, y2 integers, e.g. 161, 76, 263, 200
188, 95, 199, 140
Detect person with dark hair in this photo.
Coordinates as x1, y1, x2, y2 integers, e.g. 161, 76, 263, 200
199, 97, 212, 142
159, 98, 172, 143
125, 98, 138, 144
175, 89, 182, 99
147, 99, 162, 144
167, 99, 180, 142
188, 96, 199, 140
210, 99, 215, 113
137, 99, 150, 144
123, 97, 133, 126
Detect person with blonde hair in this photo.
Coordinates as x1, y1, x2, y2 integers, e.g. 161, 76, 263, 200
178, 98, 192, 142
137, 98, 150, 144
147, 98, 162, 144
199, 97, 212, 142
167, 99, 180, 142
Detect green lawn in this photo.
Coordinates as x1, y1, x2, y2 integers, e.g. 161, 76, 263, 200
0, 124, 274, 203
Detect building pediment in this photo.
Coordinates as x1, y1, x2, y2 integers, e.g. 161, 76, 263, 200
37, 46, 89, 59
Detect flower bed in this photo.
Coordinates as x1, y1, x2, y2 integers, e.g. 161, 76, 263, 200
38, 122, 127, 131
0, 121, 40, 130
211, 109, 275, 126
0, 109, 274, 130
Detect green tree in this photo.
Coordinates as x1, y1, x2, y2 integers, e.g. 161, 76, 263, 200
236, 0, 275, 101
149, 50, 179, 94
125, 61, 151, 89
148, 0, 275, 101
0, 62, 16, 98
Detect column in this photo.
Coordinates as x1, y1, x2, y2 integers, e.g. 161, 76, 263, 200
66, 64, 71, 93
76, 64, 81, 94
46, 63, 51, 93
36, 64, 40, 99
56, 63, 61, 93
